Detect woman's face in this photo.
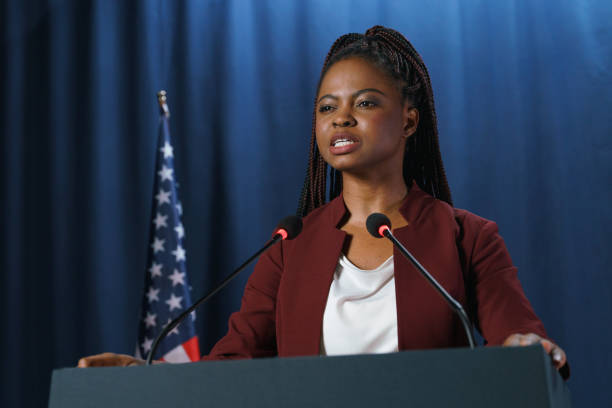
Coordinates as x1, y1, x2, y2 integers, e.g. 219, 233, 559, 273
315, 57, 418, 177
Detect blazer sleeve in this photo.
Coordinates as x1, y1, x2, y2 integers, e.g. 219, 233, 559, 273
201, 239, 284, 360
456, 210, 547, 346
458, 211, 570, 379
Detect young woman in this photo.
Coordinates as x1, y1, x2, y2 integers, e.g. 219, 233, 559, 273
79, 26, 568, 376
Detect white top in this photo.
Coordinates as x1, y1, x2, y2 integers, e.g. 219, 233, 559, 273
320, 254, 398, 356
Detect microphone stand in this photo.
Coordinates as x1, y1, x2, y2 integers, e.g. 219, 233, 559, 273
382, 228, 476, 349
146, 234, 283, 365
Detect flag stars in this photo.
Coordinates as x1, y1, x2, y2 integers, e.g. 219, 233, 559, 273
149, 262, 163, 278
146, 287, 160, 303
141, 337, 153, 353
160, 141, 174, 159
168, 269, 186, 287
140, 124, 197, 363
166, 293, 183, 311
151, 237, 165, 253
155, 189, 171, 206
158, 165, 174, 182
172, 245, 186, 262
153, 213, 168, 230
174, 223, 185, 239
144, 312, 157, 328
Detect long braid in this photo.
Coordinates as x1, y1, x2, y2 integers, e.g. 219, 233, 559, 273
373, 27, 452, 204
297, 26, 452, 217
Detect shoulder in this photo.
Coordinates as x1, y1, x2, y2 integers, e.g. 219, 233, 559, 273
411, 196, 501, 251
452, 207, 513, 272
402, 183, 501, 243
453, 207, 501, 244
410, 190, 507, 265
417, 194, 495, 232
454, 208, 496, 231
453, 204, 493, 223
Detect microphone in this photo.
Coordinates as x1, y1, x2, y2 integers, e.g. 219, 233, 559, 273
366, 213, 476, 349
146, 215, 303, 365
273, 215, 303, 240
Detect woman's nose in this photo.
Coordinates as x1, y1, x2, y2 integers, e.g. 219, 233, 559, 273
332, 111, 357, 127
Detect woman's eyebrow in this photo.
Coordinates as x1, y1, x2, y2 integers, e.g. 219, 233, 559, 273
354, 88, 386, 98
318, 94, 337, 103
317, 88, 386, 104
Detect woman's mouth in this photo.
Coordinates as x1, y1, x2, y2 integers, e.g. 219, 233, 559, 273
330, 134, 360, 154
333, 139, 355, 147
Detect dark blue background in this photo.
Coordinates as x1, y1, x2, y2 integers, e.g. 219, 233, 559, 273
1, 1, 610, 407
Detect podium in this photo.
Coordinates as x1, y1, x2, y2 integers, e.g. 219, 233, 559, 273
49, 345, 571, 407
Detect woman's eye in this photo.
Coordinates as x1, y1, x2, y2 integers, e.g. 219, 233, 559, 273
357, 100, 377, 108
318, 105, 334, 113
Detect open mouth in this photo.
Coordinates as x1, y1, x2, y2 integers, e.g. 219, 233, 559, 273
330, 133, 359, 146
329, 133, 360, 154
332, 139, 356, 147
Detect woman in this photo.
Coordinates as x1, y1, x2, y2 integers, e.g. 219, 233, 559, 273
79, 26, 568, 376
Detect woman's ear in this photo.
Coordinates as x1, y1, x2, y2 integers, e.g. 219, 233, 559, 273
403, 106, 419, 138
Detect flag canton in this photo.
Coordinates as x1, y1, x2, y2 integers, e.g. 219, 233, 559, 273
138, 117, 197, 359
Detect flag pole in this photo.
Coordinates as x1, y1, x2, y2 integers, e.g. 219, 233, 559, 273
136, 90, 200, 364
157, 90, 170, 117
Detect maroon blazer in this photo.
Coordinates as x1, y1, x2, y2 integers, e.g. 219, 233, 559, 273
204, 183, 547, 360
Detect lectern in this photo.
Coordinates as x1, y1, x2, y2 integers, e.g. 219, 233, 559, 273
49, 345, 571, 407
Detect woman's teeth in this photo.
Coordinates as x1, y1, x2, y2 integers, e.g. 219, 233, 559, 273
333, 140, 355, 147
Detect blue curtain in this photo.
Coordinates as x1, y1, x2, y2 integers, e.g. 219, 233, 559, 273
2, 1, 610, 406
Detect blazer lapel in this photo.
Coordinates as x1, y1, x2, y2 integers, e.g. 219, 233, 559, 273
280, 196, 347, 356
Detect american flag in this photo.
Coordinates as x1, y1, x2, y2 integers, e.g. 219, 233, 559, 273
136, 93, 200, 363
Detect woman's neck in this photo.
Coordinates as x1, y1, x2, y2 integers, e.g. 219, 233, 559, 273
340, 172, 408, 225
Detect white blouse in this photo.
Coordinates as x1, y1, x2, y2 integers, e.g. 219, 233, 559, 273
320, 254, 398, 356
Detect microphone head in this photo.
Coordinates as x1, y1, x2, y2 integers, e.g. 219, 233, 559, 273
366, 213, 392, 238
275, 215, 303, 240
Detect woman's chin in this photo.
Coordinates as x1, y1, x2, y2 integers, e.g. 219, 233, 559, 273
327, 163, 370, 178
326, 160, 358, 173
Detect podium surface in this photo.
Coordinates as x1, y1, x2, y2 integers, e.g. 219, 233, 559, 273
49, 345, 571, 407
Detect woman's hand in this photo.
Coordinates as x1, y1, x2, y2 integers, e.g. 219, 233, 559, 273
502, 333, 567, 370
77, 352, 146, 367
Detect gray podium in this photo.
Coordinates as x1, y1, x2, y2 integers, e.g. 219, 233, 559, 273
49, 345, 571, 407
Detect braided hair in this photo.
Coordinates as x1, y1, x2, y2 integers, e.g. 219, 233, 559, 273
296, 26, 452, 217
